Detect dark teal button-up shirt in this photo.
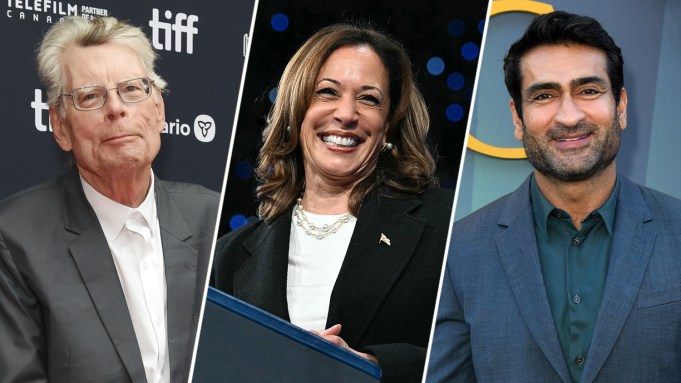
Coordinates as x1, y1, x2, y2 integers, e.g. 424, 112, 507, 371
530, 175, 619, 383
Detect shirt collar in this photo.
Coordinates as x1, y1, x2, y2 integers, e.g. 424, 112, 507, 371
530, 173, 619, 240
81, 171, 157, 244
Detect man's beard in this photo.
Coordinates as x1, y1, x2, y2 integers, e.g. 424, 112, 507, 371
522, 112, 621, 182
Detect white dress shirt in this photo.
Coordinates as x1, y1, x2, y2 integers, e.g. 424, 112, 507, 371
81, 174, 170, 383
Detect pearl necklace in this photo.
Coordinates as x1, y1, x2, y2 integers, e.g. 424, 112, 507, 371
293, 198, 353, 240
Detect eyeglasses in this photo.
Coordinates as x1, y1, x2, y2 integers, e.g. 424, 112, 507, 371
59, 77, 154, 111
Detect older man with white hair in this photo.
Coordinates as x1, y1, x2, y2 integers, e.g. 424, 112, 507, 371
0, 16, 218, 383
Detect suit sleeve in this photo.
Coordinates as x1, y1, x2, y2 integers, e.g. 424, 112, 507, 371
0, 230, 48, 383
211, 232, 236, 293
424, 263, 475, 382
363, 343, 426, 383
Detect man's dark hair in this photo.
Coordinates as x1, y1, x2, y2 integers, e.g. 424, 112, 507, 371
503, 11, 624, 119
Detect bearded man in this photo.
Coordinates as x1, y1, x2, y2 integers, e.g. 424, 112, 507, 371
427, 11, 681, 383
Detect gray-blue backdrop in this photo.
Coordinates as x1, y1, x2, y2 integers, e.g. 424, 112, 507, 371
456, 0, 681, 219
1, 0, 254, 196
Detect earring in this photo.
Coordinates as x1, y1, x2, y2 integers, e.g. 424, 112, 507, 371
381, 142, 394, 151
286, 125, 291, 133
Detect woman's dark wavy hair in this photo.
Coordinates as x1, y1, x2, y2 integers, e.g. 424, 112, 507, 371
256, 23, 436, 223
503, 11, 624, 120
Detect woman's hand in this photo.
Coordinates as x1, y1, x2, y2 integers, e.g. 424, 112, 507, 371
311, 324, 379, 365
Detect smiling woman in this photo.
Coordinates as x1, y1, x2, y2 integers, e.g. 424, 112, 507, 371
252, 24, 440, 222
212, 24, 454, 383
299, 45, 390, 208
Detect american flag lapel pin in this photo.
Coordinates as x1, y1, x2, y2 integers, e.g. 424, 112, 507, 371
379, 233, 391, 246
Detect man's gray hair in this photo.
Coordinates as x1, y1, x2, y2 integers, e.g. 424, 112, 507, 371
37, 16, 167, 110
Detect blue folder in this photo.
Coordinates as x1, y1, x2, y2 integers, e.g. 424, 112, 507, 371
192, 287, 382, 382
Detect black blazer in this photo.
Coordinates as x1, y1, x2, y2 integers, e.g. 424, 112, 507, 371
0, 169, 218, 383
213, 187, 454, 383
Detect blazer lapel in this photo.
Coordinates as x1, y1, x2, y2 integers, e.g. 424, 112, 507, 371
234, 213, 292, 321
326, 192, 425, 346
155, 180, 197, 383
580, 178, 655, 382
495, 177, 571, 383
63, 171, 147, 382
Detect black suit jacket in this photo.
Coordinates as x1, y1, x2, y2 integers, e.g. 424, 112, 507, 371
0, 169, 219, 383
213, 187, 454, 383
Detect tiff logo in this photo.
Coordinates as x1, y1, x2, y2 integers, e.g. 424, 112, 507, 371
149, 8, 199, 54
31, 89, 52, 132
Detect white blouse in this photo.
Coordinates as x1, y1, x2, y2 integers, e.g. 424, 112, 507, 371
286, 209, 357, 331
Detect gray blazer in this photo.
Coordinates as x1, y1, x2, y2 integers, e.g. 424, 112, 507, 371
0, 169, 218, 383
427, 175, 681, 382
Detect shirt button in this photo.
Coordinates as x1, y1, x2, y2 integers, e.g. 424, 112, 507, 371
575, 354, 585, 366
573, 294, 581, 304
571, 238, 580, 247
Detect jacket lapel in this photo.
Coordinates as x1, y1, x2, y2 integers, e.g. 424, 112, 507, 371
233, 212, 292, 321
580, 178, 655, 382
63, 170, 147, 382
155, 180, 197, 383
495, 177, 572, 383
326, 192, 425, 346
